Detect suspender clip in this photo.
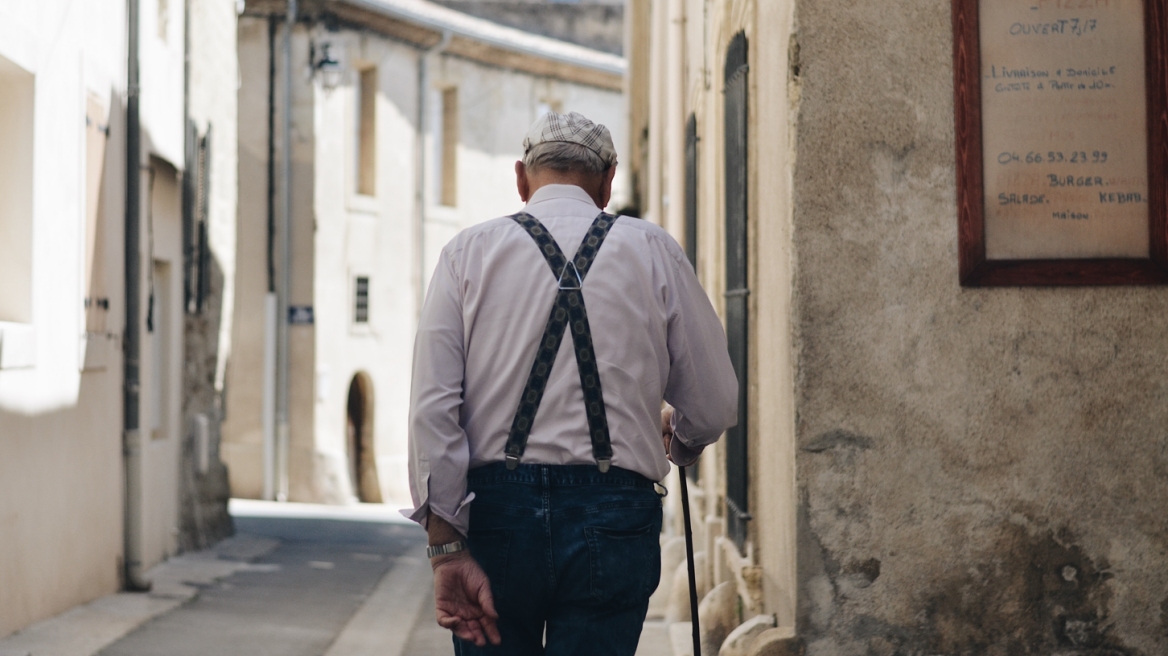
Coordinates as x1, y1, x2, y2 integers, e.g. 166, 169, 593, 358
505, 455, 520, 470
558, 260, 583, 290
597, 459, 611, 473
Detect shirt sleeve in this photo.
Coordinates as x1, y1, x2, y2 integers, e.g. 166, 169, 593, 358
661, 250, 739, 462
402, 247, 475, 536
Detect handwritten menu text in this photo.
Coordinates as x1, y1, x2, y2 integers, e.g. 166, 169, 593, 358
980, 0, 1149, 259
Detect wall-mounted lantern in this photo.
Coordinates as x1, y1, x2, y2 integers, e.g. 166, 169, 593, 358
314, 43, 343, 90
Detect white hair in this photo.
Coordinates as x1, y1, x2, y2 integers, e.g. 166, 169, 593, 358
523, 141, 609, 176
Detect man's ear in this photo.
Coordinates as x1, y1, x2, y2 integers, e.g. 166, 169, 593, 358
599, 165, 617, 209
515, 161, 530, 203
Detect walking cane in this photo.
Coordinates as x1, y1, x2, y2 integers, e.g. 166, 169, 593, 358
678, 466, 701, 656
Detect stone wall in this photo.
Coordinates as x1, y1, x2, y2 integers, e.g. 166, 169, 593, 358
176, 0, 240, 551
791, 1, 1168, 654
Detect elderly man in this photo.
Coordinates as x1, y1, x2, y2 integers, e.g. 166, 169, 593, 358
406, 111, 737, 655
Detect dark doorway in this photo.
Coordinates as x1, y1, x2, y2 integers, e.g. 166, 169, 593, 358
346, 373, 382, 503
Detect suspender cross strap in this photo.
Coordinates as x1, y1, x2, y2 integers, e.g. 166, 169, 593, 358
505, 211, 618, 472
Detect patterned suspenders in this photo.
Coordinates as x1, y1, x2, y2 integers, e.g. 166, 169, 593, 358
504, 211, 618, 472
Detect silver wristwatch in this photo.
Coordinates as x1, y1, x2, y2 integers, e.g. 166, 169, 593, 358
426, 540, 468, 558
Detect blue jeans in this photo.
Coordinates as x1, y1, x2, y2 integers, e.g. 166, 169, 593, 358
454, 463, 664, 656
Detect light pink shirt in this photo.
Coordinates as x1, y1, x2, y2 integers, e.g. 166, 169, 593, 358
405, 184, 738, 535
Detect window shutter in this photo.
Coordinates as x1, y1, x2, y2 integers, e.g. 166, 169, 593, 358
723, 31, 751, 551
685, 113, 699, 272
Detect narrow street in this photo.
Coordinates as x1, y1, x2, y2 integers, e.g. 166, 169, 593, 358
96, 502, 443, 656
0, 501, 671, 656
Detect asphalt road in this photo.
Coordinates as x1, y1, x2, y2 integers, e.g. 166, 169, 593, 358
96, 509, 432, 656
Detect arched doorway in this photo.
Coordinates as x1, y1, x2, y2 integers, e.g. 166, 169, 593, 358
346, 372, 382, 503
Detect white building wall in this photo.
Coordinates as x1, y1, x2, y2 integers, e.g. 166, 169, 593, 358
140, 0, 187, 165
0, 0, 212, 635
139, 159, 185, 569
0, 0, 127, 637
189, 0, 241, 399
135, 0, 188, 571
312, 32, 422, 506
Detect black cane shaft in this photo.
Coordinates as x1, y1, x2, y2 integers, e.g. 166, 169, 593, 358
679, 467, 701, 656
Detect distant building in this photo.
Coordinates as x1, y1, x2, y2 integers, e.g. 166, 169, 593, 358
224, 0, 628, 506
0, 0, 236, 639
432, 0, 625, 55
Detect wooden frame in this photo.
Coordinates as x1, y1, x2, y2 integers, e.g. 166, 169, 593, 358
953, 0, 1168, 285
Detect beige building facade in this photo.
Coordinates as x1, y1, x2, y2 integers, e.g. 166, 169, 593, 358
632, 1, 1168, 655
0, 0, 238, 638
224, 0, 628, 507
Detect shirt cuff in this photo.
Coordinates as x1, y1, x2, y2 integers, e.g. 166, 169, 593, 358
401, 492, 476, 537
669, 409, 706, 467
669, 436, 704, 467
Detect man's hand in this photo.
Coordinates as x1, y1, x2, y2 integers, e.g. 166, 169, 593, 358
661, 405, 675, 464
432, 551, 502, 647
426, 512, 501, 647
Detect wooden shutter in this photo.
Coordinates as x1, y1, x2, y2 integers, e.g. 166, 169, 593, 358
723, 31, 751, 550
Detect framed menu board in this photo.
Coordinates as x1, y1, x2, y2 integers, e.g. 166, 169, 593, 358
953, 0, 1168, 285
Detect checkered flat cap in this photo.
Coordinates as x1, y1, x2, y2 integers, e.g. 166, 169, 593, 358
523, 111, 617, 167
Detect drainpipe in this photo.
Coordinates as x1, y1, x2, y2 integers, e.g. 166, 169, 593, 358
647, 0, 665, 228
262, 15, 278, 502
664, 0, 685, 240
276, 0, 297, 501
415, 30, 451, 319
123, 0, 151, 592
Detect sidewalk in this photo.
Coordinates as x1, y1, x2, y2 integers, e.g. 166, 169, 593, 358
0, 533, 280, 656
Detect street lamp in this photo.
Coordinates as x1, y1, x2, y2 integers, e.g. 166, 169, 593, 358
314, 43, 343, 90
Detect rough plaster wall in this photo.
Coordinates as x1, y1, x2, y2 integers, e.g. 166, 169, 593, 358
178, 0, 238, 551
790, 1, 1168, 655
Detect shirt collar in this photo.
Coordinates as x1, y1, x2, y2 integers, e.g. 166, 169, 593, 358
525, 184, 600, 210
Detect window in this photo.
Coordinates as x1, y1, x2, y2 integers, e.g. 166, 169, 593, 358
355, 67, 377, 196
354, 276, 369, 323
0, 54, 34, 326
432, 87, 459, 207
723, 31, 750, 551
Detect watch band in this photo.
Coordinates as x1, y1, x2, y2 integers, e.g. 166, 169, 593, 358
426, 540, 467, 558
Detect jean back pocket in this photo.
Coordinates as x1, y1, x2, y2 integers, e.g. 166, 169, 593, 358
584, 523, 662, 607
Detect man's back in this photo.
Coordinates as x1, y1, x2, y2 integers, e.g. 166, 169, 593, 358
406, 111, 736, 655
411, 184, 737, 531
